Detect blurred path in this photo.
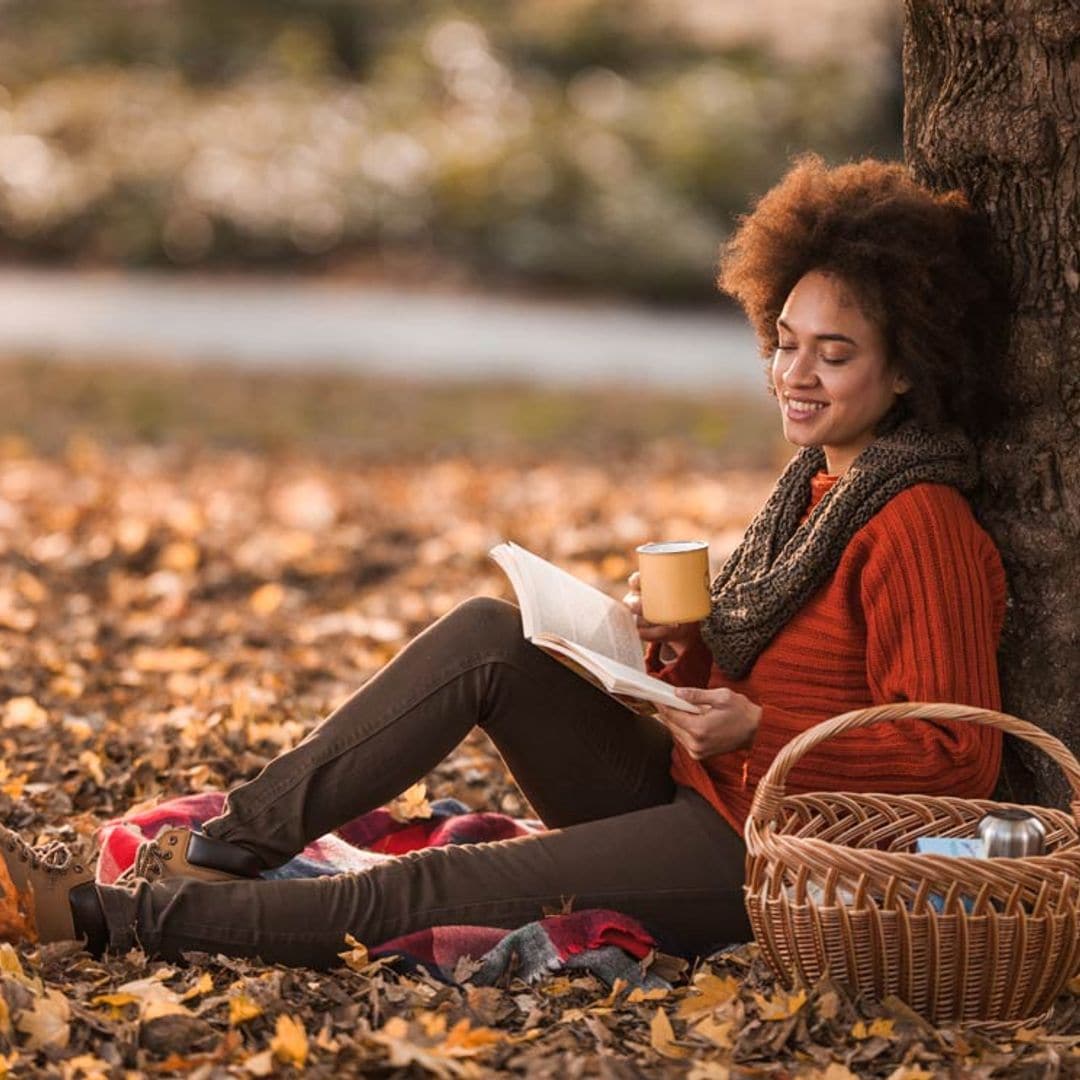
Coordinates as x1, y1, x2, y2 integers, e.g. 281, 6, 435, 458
0, 269, 759, 389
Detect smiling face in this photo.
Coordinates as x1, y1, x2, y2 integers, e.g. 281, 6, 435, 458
772, 270, 911, 475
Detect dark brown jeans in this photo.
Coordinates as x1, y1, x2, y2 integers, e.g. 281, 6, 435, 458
97, 597, 750, 967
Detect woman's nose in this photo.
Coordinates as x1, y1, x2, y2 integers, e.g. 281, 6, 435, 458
782, 348, 819, 387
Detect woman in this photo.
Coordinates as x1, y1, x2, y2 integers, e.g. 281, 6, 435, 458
0, 155, 1009, 966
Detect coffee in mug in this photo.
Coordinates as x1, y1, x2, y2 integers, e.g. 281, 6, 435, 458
635, 540, 711, 624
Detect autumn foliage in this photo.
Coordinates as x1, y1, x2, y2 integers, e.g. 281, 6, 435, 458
1, 386, 1079, 1075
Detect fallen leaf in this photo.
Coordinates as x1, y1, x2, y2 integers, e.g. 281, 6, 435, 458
753, 988, 807, 1020
687, 1064, 730, 1080
440, 1018, 503, 1056
0, 856, 36, 944
852, 1017, 895, 1040
16, 988, 71, 1050
271, 1014, 308, 1068
250, 583, 285, 616
650, 1008, 690, 1060
58, 1053, 111, 1080
388, 781, 433, 822
78, 749, 106, 786
180, 972, 214, 1001
228, 993, 263, 1026
243, 1049, 276, 1077
338, 933, 370, 972
131, 646, 209, 673
677, 972, 739, 1019
693, 1014, 735, 1049
2, 696, 48, 730
808, 1066, 861, 1080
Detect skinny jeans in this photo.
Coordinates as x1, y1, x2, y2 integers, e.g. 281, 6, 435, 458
97, 597, 750, 967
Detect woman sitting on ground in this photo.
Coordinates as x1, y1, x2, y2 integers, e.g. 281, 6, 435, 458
2, 154, 1009, 965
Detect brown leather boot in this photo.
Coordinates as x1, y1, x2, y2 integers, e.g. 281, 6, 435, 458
0, 825, 94, 943
129, 828, 262, 884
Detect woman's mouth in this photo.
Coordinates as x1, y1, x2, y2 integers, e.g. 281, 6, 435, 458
784, 397, 830, 422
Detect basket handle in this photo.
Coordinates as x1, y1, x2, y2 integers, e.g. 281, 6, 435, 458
747, 701, 1080, 830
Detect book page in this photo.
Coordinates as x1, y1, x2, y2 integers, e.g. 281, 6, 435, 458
534, 637, 698, 712
490, 542, 644, 671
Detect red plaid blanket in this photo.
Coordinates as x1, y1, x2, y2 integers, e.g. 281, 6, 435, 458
97, 793, 666, 988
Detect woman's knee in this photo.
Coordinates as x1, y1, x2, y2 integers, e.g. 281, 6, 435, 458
440, 596, 522, 651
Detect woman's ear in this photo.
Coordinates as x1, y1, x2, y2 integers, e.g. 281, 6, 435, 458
892, 372, 912, 395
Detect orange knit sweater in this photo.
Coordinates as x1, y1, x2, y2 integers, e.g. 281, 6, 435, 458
650, 471, 1008, 835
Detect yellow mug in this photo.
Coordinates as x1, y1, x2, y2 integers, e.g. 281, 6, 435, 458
636, 540, 711, 624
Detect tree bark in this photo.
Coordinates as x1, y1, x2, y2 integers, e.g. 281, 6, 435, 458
903, 0, 1080, 808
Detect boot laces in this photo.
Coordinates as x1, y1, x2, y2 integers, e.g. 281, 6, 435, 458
4, 834, 82, 875
131, 839, 168, 881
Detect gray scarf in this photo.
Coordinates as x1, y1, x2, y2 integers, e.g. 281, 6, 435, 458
700, 419, 979, 679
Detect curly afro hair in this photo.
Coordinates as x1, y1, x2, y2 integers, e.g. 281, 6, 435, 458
718, 154, 1009, 436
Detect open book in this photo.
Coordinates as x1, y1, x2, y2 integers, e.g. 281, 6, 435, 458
489, 541, 699, 714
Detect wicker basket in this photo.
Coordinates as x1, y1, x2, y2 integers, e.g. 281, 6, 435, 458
744, 702, 1080, 1026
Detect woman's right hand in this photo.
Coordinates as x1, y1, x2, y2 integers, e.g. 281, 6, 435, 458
623, 571, 702, 656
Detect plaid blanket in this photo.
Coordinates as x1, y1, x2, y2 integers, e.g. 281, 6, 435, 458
97, 793, 667, 989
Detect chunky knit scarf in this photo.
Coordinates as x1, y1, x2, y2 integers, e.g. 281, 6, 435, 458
700, 419, 979, 679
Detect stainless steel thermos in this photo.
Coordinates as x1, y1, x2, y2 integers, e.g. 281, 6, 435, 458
976, 808, 1047, 857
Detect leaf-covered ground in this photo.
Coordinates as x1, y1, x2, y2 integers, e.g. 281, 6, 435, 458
1, 362, 1078, 1077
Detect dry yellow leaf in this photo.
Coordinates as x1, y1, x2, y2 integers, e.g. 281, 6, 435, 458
627, 986, 669, 1003
271, 1014, 309, 1068
338, 933, 370, 972
440, 1018, 503, 1054
63, 717, 95, 743
649, 1008, 690, 1060
693, 1014, 735, 1049
90, 991, 140, 1016
15, 573, 46, 605
851, 1017, 895, 1040
677, 973, 739, 1019
0, 855, 36, 944
92, 974, 185, 1020
58, 1052, 111, 1080
417, 1012, 447, 1039
885, 1068, 935, 1080
808, 1065, 861, 1080
180, 973, 214, 1001
250, 582, 286, 616
0, 944, 24, 978
243, 1049, 276, 1077
688, 1064, 730, 1080
132, 646, 209, 673
3, 696, 48, 730
752, 988, 807, 1020
78, 750, 106, 787
388, 781, 433, 823
158, 541, 200, 572
0, 769, 27, 800
228, 993, 263, 1026
539, 976, 575, 997
1014, 1026, 1045, 1043
115, 518, 150, 554
16, 988, 71, 1050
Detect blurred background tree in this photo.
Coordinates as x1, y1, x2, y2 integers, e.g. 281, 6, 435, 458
0, 0, 900, 302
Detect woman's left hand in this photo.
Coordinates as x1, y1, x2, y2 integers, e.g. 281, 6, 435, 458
656, 687, 762, 760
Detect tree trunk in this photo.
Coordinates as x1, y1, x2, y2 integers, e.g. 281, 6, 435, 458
903, 1, 1080, 808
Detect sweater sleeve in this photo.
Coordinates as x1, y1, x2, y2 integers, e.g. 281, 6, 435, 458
644, 630, 713, 688
741, 485, 1006, 797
